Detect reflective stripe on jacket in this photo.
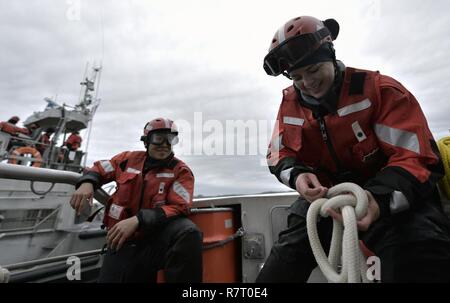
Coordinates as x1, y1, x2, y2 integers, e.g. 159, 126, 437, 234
267, 67, 444, 216
87, 151, 194, 230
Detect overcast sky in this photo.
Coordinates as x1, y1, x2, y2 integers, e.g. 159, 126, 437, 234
1, 0, 449, 196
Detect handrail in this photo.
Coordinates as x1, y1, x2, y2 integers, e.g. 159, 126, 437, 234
3, 249, 102, 271
0, 163, 109, 205
8, 255, 100, 283
8, 135, 41, 146
0, 163, 80, 184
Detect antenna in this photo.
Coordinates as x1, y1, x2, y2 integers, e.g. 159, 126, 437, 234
100, 12, 105, 67
80, 12, 105, 168
78, 62, 89, 104
82, 65, 102, 168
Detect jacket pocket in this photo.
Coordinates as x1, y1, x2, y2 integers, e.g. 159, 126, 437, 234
282, 124, 303, 152
104, 198, 132, 229
115, 172, 140, 202
104, 172, 140, 229
150, 180, 172, 207
351, 132, 385, 166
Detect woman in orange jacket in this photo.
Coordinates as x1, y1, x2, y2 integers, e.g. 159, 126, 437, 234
70, 118, 202, 283
257, 16, 450, 283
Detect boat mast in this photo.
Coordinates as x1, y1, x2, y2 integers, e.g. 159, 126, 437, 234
80, 64, 102, 168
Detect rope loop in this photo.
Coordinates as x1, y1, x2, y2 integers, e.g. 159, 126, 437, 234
306, 182, 371, 283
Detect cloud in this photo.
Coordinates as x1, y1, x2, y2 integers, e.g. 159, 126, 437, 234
1, 0, 449, 196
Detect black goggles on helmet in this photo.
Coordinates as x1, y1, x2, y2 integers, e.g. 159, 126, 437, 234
263, 27, 331, 76
147, 131, 179, 146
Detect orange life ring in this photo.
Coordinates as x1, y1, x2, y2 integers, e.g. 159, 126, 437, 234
8, 146, 43, 167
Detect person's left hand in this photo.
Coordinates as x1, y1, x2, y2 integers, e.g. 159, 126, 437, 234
106, 216, 139, 250
326, 190, 380, 231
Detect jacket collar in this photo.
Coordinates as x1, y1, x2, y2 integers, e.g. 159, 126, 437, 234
143, 152, 176, 173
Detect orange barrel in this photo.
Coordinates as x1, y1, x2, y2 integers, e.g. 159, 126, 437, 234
190, 207, 239, 283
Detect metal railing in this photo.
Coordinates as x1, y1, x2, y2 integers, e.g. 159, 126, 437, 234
1, 249, 103, 283
0, 163, 109, 204
3, 249, 102, 271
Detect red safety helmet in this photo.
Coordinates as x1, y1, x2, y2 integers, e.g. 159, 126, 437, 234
141, 118, 179, 146
263, 16, 339, 76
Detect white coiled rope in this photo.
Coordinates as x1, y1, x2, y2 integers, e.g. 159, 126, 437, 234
306, 182, 371, 283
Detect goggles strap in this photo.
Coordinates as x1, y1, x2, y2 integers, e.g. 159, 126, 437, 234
282, 71, 292, 80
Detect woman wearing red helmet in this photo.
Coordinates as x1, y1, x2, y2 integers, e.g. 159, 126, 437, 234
70, 118, 202, 283
258, 16, 450, 282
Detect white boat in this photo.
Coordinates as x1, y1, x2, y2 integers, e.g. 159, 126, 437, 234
1, 65, 449, 283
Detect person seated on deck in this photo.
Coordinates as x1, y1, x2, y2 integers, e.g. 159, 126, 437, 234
70, 118, 203, 283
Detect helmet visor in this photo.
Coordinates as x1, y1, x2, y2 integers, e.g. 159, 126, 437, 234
148, 132, 179, 146
263, 27, 330, 76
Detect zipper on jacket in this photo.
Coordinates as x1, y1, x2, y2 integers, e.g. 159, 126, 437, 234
317, 116, 344, 172
138, 173, 147, 210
